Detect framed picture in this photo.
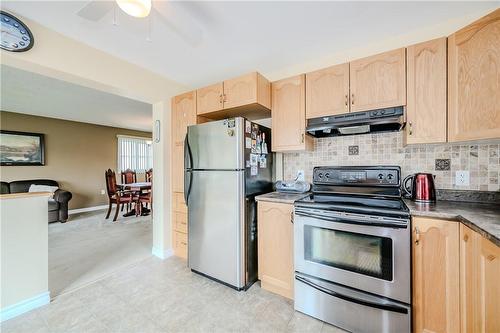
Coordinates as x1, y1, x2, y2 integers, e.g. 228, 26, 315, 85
0, 130, 45, 166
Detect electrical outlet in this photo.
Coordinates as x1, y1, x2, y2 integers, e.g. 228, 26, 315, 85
455, 171, 470, 186
296, 170, 305, 181
100, 189, 106, 195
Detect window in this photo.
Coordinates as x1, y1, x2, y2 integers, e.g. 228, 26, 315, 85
117, 135, 152, 172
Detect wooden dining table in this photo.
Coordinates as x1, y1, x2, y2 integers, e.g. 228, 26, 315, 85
117, 182, 152, 217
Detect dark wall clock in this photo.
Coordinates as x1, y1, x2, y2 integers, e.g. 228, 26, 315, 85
0, 11, 34, 52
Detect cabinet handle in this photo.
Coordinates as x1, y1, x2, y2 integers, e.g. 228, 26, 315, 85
487, 255, 496, 262
463, 234, 469, 242
219, 94, 223, 104
345, 94, 348, 107
414, 227, 420, 245
290, 211, 294, 224
181, 241, 187, 246
301, 133, 304, 143
223, 94, 227, 102
408, 122, 413, 136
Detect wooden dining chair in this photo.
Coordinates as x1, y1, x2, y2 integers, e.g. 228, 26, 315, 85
136, 190, 152, 217
120, 169, 137, 212
105, 169, 136, 221
145, 168, 153, 182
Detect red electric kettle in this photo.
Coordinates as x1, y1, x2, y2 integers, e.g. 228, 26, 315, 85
403, 173, 436, 203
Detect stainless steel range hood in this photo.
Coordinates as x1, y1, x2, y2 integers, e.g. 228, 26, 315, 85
306, 107, 405, 137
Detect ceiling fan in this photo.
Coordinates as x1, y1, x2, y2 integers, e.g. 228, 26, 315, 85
76, 0, 203, 46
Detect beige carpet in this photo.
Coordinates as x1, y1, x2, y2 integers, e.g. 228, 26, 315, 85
48, 209, 152, 297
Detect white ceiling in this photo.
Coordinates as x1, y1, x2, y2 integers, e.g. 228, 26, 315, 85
1, 65, 152, 131
1, 1, 498, 89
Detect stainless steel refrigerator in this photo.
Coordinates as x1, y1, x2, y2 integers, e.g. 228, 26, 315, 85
184, 117, 273, 290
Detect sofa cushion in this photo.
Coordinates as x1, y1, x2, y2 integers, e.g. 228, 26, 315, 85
0, 182, 9, 194
48, 199, 59, 212
9, 179, 59, 194
29, 184, 59, 194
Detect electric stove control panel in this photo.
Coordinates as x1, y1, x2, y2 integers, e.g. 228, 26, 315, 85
313, 166, 400, 186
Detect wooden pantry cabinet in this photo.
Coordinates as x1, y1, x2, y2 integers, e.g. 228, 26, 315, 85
412, 216, 460, 333
271, 74, 313, 152
257, 201, 294, 299
405, 37, 447, 145
460, 224, 500, 333
196, 72, 271, 119
448, 9, 500, 142
412, 216, 500, 333
171, 91, 197, 259
350, 48, 406, 112
305, 63, 350, 118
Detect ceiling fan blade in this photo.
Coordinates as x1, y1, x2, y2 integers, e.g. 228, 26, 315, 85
77, 1, 114, 21
152, 6, 203, 47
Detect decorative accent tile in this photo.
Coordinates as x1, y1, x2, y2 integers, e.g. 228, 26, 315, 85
435, 159, 451, 171
283, 132, 500, 192
348, 145, 359, 155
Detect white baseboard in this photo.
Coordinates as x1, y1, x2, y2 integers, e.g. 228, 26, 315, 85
152, 246, 174, 260
0, 291, 50, 322
69, 205, 108, 215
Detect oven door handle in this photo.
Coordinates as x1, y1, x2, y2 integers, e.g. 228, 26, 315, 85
295, 275, 408, 314
294, 209, 408, 229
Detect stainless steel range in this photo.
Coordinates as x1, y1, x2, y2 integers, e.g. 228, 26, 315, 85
294, 166, 411, 333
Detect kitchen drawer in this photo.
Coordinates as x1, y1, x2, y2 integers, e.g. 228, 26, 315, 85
174, 212, 188, 233
172, 192, 187, 214
174, 231, 188, 259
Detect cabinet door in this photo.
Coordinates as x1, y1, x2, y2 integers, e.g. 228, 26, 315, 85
448, 9, 500, 142
306, 63, 350, 118
406, 38, 447, 145
271, 75, 313, 152
412, 217, 460, 333
197, 83, 223, 115
350, 48, 406, 112
223, 72, 258, 109
477, 233, 500, 333
460, 224, 500, 333
171, 91, 196, 194
257, 201, 294, 299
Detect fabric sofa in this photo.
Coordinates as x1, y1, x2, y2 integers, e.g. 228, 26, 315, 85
0, 179, 72, 223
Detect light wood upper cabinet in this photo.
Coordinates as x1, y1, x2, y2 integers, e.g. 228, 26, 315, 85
412, 217, 460, 333
197, 83, 223, 115
460, 224, 500, 333
171, 91, 196, 195
271, 75, 313, 152
448, 9, 500, 142
257, 201, 294, 299
405, 38, 447, 145
223, 72, 270, 110
350, 48, 406, 112
306, 63, 350, 118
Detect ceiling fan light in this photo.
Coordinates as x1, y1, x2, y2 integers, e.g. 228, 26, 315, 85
116, 0, 151, 18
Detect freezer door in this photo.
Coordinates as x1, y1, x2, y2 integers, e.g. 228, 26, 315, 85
187, 170, 245, 288
187, 118, 244, 170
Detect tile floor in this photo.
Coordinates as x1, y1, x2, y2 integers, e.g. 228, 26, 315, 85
49, 209, 152, 296
2, 256, 346, 333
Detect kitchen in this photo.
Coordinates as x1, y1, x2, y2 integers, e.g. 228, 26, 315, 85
171, 7, 499, 333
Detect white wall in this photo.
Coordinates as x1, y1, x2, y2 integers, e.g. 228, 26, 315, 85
1, 194, 51, 320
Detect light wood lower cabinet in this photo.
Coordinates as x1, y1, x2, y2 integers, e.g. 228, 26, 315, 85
257, 201, 294, 299
460, 224, 500, 333
172, 192, 188, 259
413, 217, 500, 333
412, 217, 460, 333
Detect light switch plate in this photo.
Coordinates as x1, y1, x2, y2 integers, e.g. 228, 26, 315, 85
296, 170, 305, 181
455, 171, 470, 186
100, 189, 106, 195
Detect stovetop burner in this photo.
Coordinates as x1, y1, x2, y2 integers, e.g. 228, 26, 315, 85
295, 166, 409, 218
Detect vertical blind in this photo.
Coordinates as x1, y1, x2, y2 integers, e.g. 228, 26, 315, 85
117, 135, 153, 172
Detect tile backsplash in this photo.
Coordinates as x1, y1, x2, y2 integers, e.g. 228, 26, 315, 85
283, 132, 500, 192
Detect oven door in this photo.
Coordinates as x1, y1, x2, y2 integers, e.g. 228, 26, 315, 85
294, 206, 410, 303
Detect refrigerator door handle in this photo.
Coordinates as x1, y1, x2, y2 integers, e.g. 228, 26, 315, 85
184, 134, 194, 203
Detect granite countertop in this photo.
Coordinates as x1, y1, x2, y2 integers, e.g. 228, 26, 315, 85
404, 199, 500, 247
255, 191, 310, 204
